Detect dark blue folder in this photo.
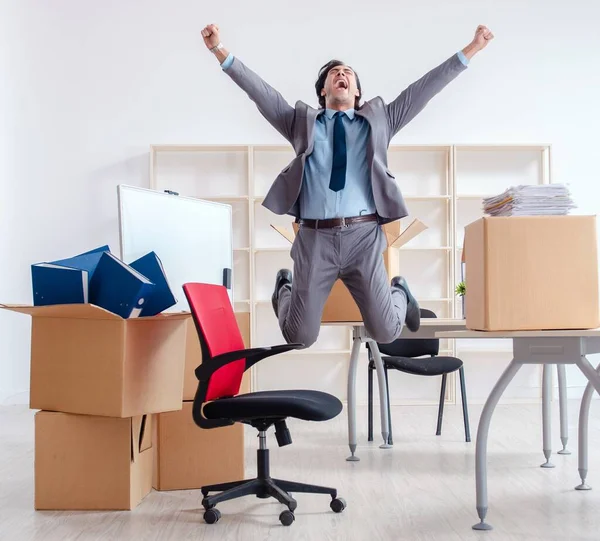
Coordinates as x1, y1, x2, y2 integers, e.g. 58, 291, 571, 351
90, 252, 155, 318
129, 252, 177, 316
51, 245, 111, 286
31, 264, 89, 306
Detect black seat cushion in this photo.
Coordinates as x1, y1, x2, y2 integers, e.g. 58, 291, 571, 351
382, 355, 463, 376
203, 390, 343, 422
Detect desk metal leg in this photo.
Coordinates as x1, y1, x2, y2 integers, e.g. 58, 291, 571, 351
557, 364, 570, 455
367, 340, 391, 449
576, 360, 600, 490
541, 364, 555, 468
473, 359, 522, 532
346, 335, 362, 462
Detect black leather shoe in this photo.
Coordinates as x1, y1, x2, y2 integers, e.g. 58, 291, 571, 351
391, 276, 420, 332
272, 269, 293, 318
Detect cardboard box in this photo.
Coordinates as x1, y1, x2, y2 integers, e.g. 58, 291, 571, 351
464, 215, 600, 331
183, 311, 252, 400
0, 303, 189, 417
35, 411, 153, 510
153, 401, 245, 491
271, 219, 428, 322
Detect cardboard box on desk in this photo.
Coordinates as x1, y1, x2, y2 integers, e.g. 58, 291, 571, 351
35, 411, 153, 510
153, 402, 244, 491
464, 215, 600, 331
0, 303, 189, 417
271, 219, 428, 323
183, 312, 252, 400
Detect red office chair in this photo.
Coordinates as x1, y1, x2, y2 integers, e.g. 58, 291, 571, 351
183, 283, 346, 526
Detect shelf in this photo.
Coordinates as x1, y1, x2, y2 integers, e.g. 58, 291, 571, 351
454, 144, 550, 152
203, 195, 249, 202
456, 194, 491, 200
401, 246, 452, 251
388, 145, 451, 152
255, 297, 452, 305
253, 246, 451, 253
235, 299, 251, 304
151, 143, 550, 153
404, 195, 451, 201
254, 247, 290, 253
256, 195, 452, 202
151, 144, 248, 152
252, 145, 296, 152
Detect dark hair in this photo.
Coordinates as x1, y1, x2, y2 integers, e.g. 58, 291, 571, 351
315, 59, 362, 110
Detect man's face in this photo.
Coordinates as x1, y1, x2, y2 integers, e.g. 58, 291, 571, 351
321, 64, 360, 108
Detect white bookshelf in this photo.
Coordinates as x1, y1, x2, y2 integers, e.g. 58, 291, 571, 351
150, 143, 551, 406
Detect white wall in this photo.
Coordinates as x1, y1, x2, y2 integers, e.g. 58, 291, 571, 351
1, 0, 599, 403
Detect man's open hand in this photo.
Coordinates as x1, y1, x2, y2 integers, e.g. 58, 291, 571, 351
202, 24, 220, 50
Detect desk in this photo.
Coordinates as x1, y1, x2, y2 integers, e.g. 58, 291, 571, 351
436, 327, 600, 531
326, 319, 467, 461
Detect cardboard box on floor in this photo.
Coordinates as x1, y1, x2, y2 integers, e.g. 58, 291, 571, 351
35, 411, 153, 510
464, 215, 600, 331
153, 402, 245, 491
271, 219, 428, 323
0, 303, 189, 417
183, 312, 252, 400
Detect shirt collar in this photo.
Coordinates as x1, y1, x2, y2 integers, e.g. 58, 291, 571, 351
322, 108, 356, 120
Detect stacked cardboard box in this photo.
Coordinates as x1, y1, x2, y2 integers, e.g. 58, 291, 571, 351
463, 215, 599, 331
1, 301, 189, 510
153, 315, 249, 491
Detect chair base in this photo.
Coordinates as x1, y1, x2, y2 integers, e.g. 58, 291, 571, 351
200, 446, 345, 525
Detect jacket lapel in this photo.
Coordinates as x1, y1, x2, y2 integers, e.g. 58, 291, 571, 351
305, 107, 320, 155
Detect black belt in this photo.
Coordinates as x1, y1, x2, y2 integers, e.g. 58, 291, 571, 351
296, 213, 379, 229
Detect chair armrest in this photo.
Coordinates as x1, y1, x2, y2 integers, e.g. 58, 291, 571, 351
194, 343, 304, 381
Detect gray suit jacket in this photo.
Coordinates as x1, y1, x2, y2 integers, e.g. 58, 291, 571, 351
223, 53, 467, 224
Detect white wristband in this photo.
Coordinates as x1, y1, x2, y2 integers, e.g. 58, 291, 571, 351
210, 42, 224, 54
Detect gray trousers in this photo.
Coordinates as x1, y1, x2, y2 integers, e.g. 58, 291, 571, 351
278, 221, 407, 348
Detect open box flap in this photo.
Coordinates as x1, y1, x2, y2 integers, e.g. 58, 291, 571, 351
0, 303, 123, 320
382, 221, 402, 246
1, 303, 191, 321
389, 219, 428, 248
270, 224, 295, 244
271, 218, 427, 249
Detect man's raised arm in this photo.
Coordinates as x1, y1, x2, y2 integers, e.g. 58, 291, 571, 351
202, 24, 295, 143
385, 25, 495, 139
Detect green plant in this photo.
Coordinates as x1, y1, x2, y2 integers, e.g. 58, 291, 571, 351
455, 281, 466, 297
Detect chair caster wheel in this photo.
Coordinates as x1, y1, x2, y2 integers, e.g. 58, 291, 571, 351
203, 508, 221, 524
279, 510, 295, 526
201, 488, 209, 497
330, 497, 347, 513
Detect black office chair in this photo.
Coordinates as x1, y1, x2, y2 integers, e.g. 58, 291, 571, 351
183, 282, 347, 526
367, 308, 471, 444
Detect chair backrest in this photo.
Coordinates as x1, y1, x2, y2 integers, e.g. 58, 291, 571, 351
183, 283, 246, 402
375, 308, 439, 358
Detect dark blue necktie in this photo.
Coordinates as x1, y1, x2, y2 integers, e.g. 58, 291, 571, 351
329, 111, 347, 192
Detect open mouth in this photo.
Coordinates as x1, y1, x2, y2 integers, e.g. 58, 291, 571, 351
335, 80, 348, 90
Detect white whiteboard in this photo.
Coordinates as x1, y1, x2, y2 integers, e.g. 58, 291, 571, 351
117, 185, 233, 312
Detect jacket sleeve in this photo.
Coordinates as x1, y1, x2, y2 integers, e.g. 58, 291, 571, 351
385, 53, 468, 138
221, 55, 295, 143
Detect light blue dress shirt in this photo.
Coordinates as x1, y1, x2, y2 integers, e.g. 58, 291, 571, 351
221, 52, 469, 219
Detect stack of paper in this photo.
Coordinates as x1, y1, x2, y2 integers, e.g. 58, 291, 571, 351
483, 184, 576, 217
